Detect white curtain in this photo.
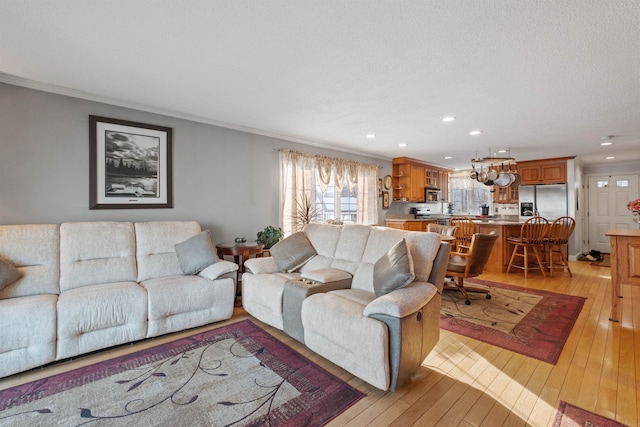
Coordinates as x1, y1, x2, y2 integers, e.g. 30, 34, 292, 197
280, 150, 379, 236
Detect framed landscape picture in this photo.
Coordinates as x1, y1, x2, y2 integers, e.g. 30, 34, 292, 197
89, 116, 173, 209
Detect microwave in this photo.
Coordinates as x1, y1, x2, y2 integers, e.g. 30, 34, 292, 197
424, 187, 441, 202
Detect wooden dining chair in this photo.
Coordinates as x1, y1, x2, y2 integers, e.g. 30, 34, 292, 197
427, 223, 458, 237
545, 216, 576, 277
506, 216, 549, 278
444, 232, 499, 305
449, 216, 475, 253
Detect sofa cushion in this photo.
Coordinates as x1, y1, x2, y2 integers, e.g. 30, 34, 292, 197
56, 281, 148, 360
135, 221, 202, 282
270, 231, 317, 272
0, 224, 60, 299
140, 275, 235, 338
373, 238, 415, 297
0, 294, 57, 378
175, 229, 218, 274
0, 258, 22, 291
60, 222, 137, 292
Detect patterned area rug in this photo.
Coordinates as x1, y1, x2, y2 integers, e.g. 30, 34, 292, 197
552, 401, 629, 426
0, 320, 364, 426
440, 279, 585, 364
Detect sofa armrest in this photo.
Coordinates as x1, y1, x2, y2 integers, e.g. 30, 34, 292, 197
197, 260, 238, 280
243, 257, 279, 274
427, 242, 451, 294
363, 281, 438, 318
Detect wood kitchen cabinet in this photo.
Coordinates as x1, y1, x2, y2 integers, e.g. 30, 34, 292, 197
517, 157, 572, 185
384, 220, 436, 231
494, 185, 519, 203
392, 157, 451, 202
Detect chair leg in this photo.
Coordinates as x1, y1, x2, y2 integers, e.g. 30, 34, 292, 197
532, 245, 546, 278
507, 243, 519, 273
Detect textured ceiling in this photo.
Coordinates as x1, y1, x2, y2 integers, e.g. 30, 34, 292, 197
1, 0, 639, 170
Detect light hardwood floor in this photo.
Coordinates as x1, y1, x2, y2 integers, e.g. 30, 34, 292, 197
1, 260, 638, 426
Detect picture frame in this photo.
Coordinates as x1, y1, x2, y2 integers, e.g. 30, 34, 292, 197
382, 191, 389, 209
89, 116, 173, 209
378, 178, 382, 197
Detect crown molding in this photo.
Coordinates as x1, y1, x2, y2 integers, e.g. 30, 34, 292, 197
0, 73, 391, 162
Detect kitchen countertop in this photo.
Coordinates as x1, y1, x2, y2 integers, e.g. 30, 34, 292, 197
384, 215, 523, 225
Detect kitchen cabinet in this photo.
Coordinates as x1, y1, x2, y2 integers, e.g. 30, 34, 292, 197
517, 157, 571, 185
384, 220, 436, 231
494, 185, 519, 204
392, 157, 451, 202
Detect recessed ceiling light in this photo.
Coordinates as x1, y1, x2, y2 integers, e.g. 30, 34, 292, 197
600, 141, 613, 146
398, 143, 407, 148
606, 156, 615, 160
444, 156, 452, 159
469, 130, 482, 136
442, 116, 456, 122
366, 134, 376, 139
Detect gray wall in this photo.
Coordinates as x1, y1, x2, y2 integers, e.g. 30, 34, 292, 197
0, 83, 392, 243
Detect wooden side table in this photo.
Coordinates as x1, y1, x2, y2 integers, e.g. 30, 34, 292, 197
215, 242, 265, 303
215, 241, 265, 274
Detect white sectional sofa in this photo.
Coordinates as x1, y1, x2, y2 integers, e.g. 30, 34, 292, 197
0, 221, 238, 379
242, 223, 451, 391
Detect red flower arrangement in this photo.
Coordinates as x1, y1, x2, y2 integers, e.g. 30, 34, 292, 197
628, 198, 640, 212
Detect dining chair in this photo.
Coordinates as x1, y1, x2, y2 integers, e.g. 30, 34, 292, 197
506, 216, 549, 278
449, 216, 475, 253
444, 232, 499, 305
426, 223, 458, 237
545, 216, 576, 277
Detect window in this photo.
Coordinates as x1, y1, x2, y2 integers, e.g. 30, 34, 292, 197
315, 180, 358, 224
449, 171, 491, 215
280, 150, 378, 235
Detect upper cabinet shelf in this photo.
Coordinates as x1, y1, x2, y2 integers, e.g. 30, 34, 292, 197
391, 157, 452, 202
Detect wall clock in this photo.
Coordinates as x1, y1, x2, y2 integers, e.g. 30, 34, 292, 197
384, 175, 392, 190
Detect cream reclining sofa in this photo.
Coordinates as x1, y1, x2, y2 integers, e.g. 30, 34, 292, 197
242, 223, 451, 391
0, 221, 238, 379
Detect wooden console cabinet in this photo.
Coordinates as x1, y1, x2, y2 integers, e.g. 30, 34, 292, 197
606, 229, 640, 322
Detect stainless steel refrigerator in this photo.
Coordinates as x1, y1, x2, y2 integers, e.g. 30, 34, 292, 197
519, 184, 568, 221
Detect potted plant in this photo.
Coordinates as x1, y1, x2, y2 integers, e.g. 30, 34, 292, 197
256, 226, 283, 249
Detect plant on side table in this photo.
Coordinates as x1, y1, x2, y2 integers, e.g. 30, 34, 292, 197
256, 226, 283, 249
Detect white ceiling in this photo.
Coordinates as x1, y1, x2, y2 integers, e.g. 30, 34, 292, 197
2, 0, 639, 170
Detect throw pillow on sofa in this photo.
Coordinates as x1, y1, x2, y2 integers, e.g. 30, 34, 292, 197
175, 229, 219, 274
270, 231, 317, 272
373, 238, 415, 297
0, 257, 22, 291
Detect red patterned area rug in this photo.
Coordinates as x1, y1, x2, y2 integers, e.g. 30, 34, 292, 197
0, 320, 364, 426
440, 279, 585, 364
552, 401, 629, 426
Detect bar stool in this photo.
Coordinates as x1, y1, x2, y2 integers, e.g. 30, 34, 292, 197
545, 216, 575, 277
507, 216, 549, 278
449, 216, 475, 253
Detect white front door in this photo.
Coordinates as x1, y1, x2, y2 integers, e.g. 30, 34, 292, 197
588, 174, 639, 253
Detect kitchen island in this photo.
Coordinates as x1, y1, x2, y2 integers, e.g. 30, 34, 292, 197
384, 216, 523, 273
